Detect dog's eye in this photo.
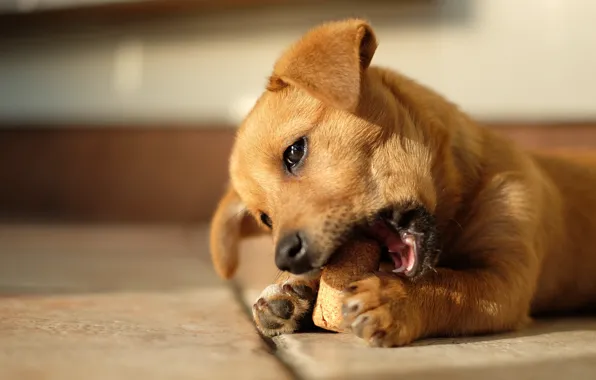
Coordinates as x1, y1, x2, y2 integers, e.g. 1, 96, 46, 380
283, 137, 307, 173
260, 213, 272, 229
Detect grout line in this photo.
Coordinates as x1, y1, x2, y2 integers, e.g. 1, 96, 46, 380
229, 280, 305, 380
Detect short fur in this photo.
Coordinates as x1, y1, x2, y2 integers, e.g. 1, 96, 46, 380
209, 19, 596, 346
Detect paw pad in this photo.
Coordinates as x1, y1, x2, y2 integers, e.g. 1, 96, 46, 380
267, 298, 294, 320
282, 283, 315, 299
252, 281, 317, 337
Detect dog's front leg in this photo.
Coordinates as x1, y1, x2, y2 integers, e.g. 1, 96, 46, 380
252, 270, 321, 337
341, 252, 536, 347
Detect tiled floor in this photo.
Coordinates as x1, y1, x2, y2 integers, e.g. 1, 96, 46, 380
1, 225, 595, 379
0, 225, 291, 380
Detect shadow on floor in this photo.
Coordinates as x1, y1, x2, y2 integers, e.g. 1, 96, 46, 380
335, 353, 596, 380
411, 315, 596, 347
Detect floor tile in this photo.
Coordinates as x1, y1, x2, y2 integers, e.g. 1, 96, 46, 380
242, 288, 596, 379
0, 225, 219, 293
0, 289, 290, 380
272, 319, 596, 380
0, 225, 290, 380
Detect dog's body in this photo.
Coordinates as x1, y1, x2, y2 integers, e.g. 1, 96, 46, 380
210, 19, 596, 346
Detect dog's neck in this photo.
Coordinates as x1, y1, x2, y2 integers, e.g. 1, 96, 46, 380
366, 66, 487, 237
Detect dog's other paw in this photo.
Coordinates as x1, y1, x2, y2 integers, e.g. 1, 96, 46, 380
252, 280, 317, 337
341, 274, 422, 347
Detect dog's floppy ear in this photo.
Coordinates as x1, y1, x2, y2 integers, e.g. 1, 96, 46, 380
209, 185, 265, 279
268, 18, 378, 112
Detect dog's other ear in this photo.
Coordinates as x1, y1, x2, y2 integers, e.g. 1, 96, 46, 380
209, 185, 265, 279
268, 18, 378, 112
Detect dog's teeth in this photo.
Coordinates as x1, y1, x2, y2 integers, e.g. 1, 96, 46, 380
392, 263, 407, 273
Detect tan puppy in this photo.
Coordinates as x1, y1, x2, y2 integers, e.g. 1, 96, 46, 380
209, 19, 596, 347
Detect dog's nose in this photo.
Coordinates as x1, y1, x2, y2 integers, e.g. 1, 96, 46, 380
275, 231, 312, 274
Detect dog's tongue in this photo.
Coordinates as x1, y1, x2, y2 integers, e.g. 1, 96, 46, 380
386, 235, 407, 253
370, 221, 408, 269
387, 236, 407, 271
389, 251, 403, 269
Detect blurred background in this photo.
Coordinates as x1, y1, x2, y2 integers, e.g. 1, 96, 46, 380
0, 0, 595, 299
1, 1, 596, 376
1, 0, 595, 225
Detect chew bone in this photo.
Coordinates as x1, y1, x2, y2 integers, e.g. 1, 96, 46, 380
312, 240, 381, 332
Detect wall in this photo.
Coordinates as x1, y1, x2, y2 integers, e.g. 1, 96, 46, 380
1, 123, 596, 223
1, 0, 595, 126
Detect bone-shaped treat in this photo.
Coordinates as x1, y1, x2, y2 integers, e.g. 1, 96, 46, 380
312, 239, 381, 332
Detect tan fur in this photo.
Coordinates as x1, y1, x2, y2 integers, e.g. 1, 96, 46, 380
209, 19, 596, 346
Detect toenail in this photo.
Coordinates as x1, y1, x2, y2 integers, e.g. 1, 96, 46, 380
256, 298, 267, 308
289, 284, 315, 299
351, 315, 369, 337
342, 300, 361, 317
371, 330, 386, 344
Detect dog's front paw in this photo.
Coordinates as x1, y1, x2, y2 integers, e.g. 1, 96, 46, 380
252, 280, 317, 337
341, 274, 421, 347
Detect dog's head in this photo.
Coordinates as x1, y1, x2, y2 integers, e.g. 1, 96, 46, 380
210, 19, 452, 280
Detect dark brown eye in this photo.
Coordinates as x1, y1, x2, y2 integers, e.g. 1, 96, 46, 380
260, 213, 272, 229
283, 137, 307, 173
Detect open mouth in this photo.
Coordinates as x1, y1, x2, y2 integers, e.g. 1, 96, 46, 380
363, 215, 421, 277
309, 205, 437, 278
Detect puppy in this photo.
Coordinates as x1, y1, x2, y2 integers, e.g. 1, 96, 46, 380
209, 19, 596, 347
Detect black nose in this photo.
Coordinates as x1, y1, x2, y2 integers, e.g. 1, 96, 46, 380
275, 231, 312, 274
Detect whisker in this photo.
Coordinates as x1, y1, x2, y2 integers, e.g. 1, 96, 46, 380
449, 218, 464, 232
273, 270, 284, 283
232, 208, 247, 220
